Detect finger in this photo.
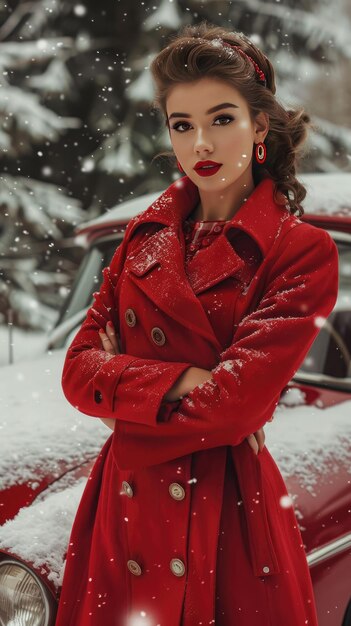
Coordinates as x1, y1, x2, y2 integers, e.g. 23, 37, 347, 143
99, 329, 115, 355
246, 433, 259, 455
254, 428, 266, 453
254, 428, 265, 452
106, 321, 119, 353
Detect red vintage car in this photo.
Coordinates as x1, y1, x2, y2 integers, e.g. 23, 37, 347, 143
0, 172, 350, 626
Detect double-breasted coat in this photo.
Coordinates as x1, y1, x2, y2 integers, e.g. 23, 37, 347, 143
55, 175, 339, 626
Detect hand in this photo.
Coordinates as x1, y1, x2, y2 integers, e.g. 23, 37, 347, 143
246, 428, 265, 455
99, 321, 121, 355
246, 414, 274, 454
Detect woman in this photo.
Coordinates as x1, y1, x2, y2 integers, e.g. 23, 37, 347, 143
55, 22, 338, 626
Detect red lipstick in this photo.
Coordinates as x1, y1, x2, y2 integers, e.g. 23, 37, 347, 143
193, 160, 222, 177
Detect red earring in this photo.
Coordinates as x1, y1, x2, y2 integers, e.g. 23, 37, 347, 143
255, 142, 267, 163
177, 160, 184, 173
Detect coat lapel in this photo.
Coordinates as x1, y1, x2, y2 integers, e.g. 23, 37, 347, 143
184, 230, 245, 295
124, 225, 224, 356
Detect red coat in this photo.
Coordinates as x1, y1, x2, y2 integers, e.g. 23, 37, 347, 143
56, 175, 338, 626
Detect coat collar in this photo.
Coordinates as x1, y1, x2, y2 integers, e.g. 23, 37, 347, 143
126, 174, 290, 259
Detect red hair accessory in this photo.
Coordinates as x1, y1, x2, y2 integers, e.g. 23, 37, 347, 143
222, 41, 267, 87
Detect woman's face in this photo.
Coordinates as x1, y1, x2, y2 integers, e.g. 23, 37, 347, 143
166, 77, 268, 192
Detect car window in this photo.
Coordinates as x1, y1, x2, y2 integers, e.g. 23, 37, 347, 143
298, 241, 351, 383
56, 237, 122, 328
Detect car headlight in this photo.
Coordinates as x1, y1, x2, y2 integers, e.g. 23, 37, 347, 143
0, 560, 53, 626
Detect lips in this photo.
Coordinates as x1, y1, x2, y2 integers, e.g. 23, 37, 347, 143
194, 162, 222, 177
194, 160, 222, 170
193, 160, 222, 177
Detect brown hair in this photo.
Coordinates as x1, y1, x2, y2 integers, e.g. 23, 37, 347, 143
150, 21, 316, 216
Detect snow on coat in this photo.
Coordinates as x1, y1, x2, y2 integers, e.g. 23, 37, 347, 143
55, 175, 339, 626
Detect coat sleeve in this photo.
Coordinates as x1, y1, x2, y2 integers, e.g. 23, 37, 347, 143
113, 223, 339, 470
61, 221, 193, 426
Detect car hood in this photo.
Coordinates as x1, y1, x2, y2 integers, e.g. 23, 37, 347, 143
0, 349, 109, 523
266, 385, 351, 553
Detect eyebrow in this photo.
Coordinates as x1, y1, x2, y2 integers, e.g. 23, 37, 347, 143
168, 102, 239, 121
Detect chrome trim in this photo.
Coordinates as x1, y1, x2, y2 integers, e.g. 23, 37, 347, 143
0, 558, 56, 625
307, 533, 351, 567
293, 371, 351, 391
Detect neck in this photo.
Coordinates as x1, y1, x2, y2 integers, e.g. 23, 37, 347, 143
193, 170, 256, 221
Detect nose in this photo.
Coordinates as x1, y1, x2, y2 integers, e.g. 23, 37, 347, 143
193, 127, 214, 155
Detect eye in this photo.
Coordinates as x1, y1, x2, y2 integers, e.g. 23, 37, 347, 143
171, 115, 234, 133
171, 121, 190, 133
213, 115, 234, 126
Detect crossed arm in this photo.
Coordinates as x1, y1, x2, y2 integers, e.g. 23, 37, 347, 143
97, 323, 268, 454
